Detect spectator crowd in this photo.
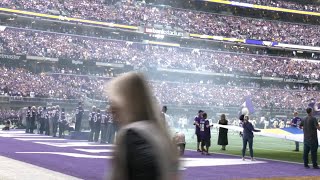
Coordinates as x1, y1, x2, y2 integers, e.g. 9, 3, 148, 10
0, 65, 318, 110
1, 27, 320, 80
0, 109, 21, 122
233, 0, 320, 13
0, 1, 319, 112
0, 67, 105, 99
0, 0, 319, 46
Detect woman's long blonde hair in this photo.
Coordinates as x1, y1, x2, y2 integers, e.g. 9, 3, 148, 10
106, 72, 176, 149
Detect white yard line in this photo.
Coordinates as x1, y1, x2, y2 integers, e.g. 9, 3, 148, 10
0, 155, 81, 180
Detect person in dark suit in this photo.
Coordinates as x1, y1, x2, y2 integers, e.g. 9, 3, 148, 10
58, 108, 67, 138
300, 107, 320, 169
100, 108, 109, 144
75, 102, 84, 132
242, 115, 260, 161
44, 107, 50, 135
106, 113, 116, 144
25, 106, 32, 133
93, 109, 102, 142
88, 106, 96, 142
218, 114, 228, 151
52, 106, 60, 137
39, 107, 46, 134
30, 106, 37, 134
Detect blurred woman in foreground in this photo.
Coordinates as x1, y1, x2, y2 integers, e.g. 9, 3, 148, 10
106, 72, 179, 180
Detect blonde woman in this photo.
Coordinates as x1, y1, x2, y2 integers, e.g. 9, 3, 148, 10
106, 72, 179, 180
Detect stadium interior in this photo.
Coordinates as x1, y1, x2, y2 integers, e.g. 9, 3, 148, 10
0, 0, 320, 179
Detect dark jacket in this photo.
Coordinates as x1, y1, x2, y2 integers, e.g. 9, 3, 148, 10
125, 129, 160, 180
242, 121, 260, 139
110, 121, 178, 180
218, 119, 228, 145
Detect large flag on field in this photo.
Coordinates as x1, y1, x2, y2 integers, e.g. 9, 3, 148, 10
213, 123, 314, 144
240, 96, 255, 115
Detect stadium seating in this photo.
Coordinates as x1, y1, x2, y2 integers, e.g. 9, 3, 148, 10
0, 1, 319, 46
1, 27, 320, 80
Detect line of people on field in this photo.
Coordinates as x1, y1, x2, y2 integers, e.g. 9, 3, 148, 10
193, 110, 261, 160
25, 105, 69, 138
193, 110, 214, 155
194, 110, 229, 155
88, 106, 117, 144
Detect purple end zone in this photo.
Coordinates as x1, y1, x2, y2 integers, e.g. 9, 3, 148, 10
0, 132, 319, 180
0, 137, 109, 179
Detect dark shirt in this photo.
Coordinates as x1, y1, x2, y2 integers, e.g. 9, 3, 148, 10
300, 115, 318, 144
204, 119, 211, 139
89, 112, 96, 121
125, 129, 159, 180
60, 112, 66, 123
95, 113, 102, 123
31, 110, 36, 119
291, 117, 302, 127
76, 106, 84, 118
219, 119, 228, 134
194, 116, 201, 135
26, 109, 31, 118
55, 110, 60, 119
242, 121, 260, 139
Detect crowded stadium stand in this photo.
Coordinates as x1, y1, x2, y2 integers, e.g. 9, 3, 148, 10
0, 26, 319, 79
232, 0, 320, 13
0, 1, 319, 46
0, 0, 319, 179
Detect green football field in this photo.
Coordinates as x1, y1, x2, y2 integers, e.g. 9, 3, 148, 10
175, 128, 320, 163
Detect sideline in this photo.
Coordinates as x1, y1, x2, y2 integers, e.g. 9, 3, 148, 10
186, 149, 304, 165
0, 155, 81, 180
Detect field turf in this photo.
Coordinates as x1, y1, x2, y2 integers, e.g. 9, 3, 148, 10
177, 128, 318, 163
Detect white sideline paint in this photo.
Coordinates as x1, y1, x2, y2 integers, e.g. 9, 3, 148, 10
16, 152, 113, 159
15, 151, 265, 168
75, 149, 114, 153
181, 157, 266, 167
0, 131, 26, 134
34, 142, 115, 147
0, 135, 52, 138
15, 138, 66, 141
0, 155, 80, 180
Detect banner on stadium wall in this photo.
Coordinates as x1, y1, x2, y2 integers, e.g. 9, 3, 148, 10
275, 43, 320, 51
144, 27, 185, 37
202, 0, 320, 17
245, 39, 278, 47
0, 53, 26, 60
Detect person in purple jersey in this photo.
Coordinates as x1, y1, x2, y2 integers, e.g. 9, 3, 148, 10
291, 111, 302, 151
193, 110, 204, 152
200, 113, 213, 155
